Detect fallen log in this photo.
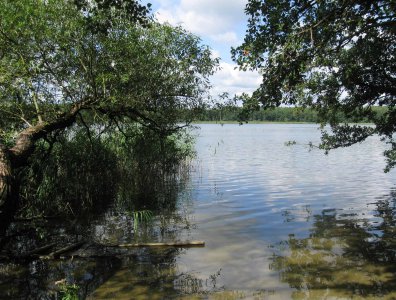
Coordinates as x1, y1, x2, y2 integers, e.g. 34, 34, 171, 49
24, 243, 56, 257
40, 241, 85, 259
115, 240, 205, 248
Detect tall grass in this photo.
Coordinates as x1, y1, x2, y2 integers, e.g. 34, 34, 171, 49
17, 123, 195, 219
110, 125, 195, 213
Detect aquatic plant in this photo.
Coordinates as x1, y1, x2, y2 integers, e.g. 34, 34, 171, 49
130, 210, 153, 233
58, 281, 79, 300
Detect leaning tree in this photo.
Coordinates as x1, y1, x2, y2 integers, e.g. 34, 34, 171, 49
233, 0, 396, 169
0, 0, 218, 236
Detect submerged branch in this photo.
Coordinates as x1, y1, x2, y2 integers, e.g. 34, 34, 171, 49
113, 241, 205, 248
39, 241, 85, 259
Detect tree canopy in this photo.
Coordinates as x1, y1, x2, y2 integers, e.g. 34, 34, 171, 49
0, 0, 217, 143
233, 0, 396, 170
0, 0, 218, 234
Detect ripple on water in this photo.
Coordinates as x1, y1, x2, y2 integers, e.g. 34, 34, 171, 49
182, 124, 396, 295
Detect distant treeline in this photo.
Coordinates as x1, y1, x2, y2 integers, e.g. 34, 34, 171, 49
197, 106, 387, 123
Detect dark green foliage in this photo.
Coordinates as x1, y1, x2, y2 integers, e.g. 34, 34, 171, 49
109, 125, 194, 213
73, 0, 152, 33
19, 129, 120, 217
0, 0, 216, 227
130, 209, 153, 232
17, 125, 194, 218
74, 0, 151, 35
199, 107, 318, 122
0, 0, 216, 134
59, 282, 79, 300
197, 106, 387, 123
234, 0, 396, 170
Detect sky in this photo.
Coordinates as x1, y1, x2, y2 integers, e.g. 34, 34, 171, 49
143, 0, 262, 98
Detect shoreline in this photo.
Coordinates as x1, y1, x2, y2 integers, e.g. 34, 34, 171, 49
192, 120, 314, 124
191, 121, 374, 125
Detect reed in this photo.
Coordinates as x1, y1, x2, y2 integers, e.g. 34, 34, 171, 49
17, 124, 195, 219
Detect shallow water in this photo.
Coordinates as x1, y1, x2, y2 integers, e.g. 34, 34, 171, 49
2, 124, 396, 299
91, 124, 396, 299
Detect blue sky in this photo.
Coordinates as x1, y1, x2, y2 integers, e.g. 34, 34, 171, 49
143, 0, 261, 98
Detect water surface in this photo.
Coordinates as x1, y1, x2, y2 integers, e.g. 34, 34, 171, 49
92, 124, 396, 299
2, 124, 396, 299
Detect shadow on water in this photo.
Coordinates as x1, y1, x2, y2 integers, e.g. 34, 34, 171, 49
270, 189, 396, 299
2, 187, 396, 299
0, 255, 121, 299
0, 126, 215, 299
0, 209, 223, 299
2, 124, 396, 299
0, 171, 212, 299
87, 248, 224, 300
3, 183, 396, 299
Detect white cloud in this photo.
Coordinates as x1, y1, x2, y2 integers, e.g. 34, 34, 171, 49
153, 0, 247, 40
210, 49, 221, 60
211, 31, 238, 44
155, 8, 176, 24
210, 62, 261, 97
150, 1, 257, 99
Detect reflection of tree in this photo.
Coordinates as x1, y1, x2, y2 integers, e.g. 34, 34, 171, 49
90, 248, 223, 299
0, 256, 121, 299
0, 153, 200, 299
271, 191, 396, 299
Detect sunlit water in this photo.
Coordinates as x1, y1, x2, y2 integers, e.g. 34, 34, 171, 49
2, 124, 396, 299
91, 124, 396, 299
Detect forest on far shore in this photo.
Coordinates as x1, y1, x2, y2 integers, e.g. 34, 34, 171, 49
197, 106, 388, 123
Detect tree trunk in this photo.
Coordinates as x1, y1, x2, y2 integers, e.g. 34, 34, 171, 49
0, 145, 19, 243
0, 146, 11, 206
0, 102, 87, 246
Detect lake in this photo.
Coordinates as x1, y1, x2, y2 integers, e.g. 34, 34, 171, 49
90, 123, 396, 299
2, 123, 396, 299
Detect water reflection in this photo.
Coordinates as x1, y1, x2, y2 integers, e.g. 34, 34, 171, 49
271, 189, 396, 299
0, 156, 196, 299
2, 124, 396, 299
0, 256, 121, 299
0, 210, 204, 299
88, 249, 224, 299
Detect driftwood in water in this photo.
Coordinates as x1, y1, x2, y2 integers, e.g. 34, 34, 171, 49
115, 240, 205, 248
40, 241, 85, 259
24, 243, 56, 257
20, 240, 204, 260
